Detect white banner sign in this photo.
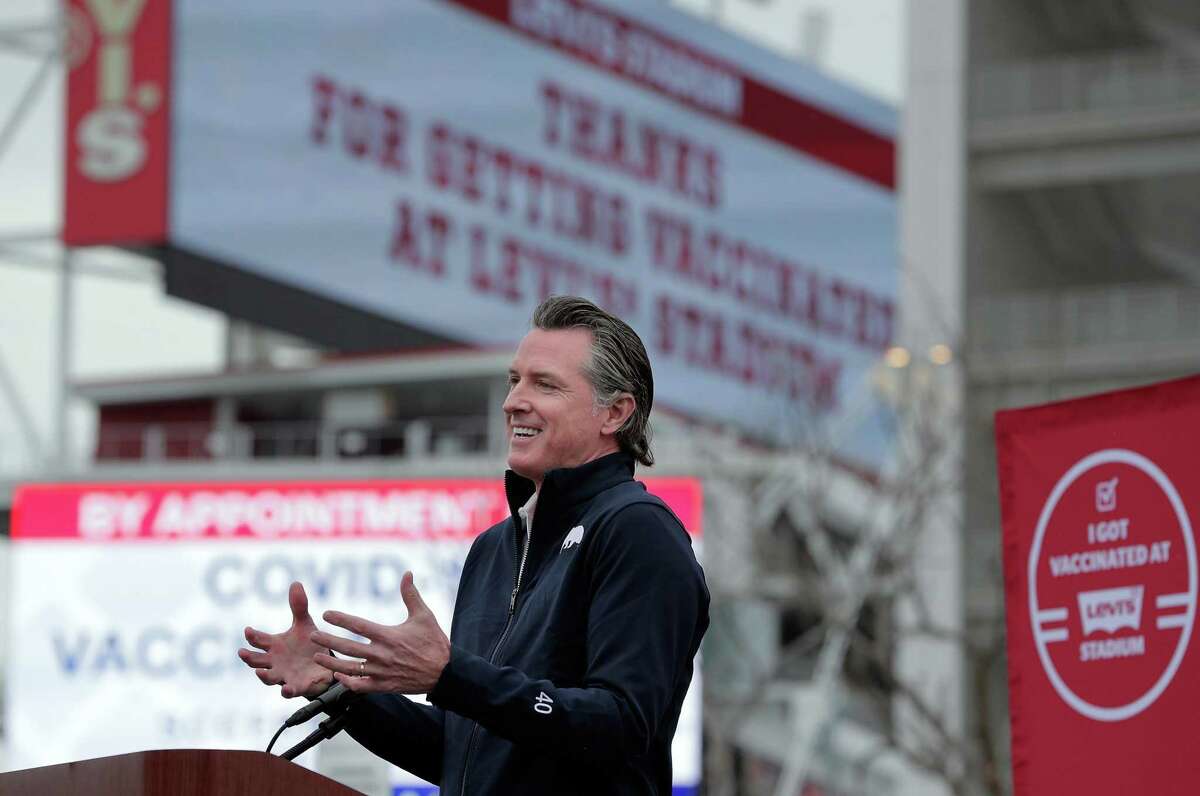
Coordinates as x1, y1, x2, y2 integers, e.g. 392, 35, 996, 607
7, 480, 703, 794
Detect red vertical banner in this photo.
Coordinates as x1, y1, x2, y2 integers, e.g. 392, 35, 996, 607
996, 376, 1200, 794
63, 0, 171, 245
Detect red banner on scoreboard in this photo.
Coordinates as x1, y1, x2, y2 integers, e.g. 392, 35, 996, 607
63, 0, 172, 245
448, 0, 895, 189
996, 375, 1200, 795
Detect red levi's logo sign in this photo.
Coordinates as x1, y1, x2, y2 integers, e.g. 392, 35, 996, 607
63, 0, 171, 245
996, 375, 1200, 794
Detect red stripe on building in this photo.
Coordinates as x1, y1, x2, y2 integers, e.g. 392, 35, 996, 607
447, 0, 894, 190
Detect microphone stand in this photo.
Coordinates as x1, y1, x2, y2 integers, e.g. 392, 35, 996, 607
280, 703, 355, 761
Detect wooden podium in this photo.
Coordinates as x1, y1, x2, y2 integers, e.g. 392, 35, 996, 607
0, 749, 365, 795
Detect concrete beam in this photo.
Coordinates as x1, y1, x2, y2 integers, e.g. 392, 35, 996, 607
1138, 238, 1200, 284
967, 338, 1200, 384
972, 105, 1200, 152
73, 349, 514, 405
973, 132, 1200, 188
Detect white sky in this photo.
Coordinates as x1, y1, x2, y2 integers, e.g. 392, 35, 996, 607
0, 0, 904, 474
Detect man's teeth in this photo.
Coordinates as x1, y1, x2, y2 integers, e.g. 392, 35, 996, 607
513, 427, 541, 438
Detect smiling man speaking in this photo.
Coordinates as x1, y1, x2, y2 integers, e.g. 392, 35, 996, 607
238, 295, 710, 795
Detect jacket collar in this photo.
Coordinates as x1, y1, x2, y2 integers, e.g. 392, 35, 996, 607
504, 451, 636, 523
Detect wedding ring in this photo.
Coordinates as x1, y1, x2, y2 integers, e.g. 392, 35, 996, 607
358, 660, 366, 677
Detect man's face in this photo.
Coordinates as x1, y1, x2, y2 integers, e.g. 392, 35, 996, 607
503, 327, 622, 486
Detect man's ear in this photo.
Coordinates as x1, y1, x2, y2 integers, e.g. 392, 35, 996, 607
600, 394, 636, 436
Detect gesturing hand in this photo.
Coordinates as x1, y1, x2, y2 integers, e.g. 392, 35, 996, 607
311, 571, 450, 695
237, 581, 333, 699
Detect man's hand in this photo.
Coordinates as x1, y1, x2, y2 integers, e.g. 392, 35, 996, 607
237, 581, 333, 699
311, 571, 450, 694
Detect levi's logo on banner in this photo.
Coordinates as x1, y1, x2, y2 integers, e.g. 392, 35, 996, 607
995, 375, 1200, 795
63, 0, 171, 245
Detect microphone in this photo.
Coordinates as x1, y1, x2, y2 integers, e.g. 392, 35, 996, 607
284, 681, 356, 728
280, 706, 355, 761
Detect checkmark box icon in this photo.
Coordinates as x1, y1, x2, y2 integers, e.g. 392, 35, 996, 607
1096, 477, 1118, 512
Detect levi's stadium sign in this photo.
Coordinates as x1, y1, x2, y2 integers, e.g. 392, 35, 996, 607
63, 0, 896, 462
7, 479, 703, 794
996, 376, 1200, 795
1027, 450, 1195, 723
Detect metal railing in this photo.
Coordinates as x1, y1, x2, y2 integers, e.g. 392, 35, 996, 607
92, 417, 493, 465
969, 283, 1200, 355
973, 50, 1200, 120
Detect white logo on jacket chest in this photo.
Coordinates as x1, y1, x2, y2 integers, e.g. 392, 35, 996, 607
561, 525, 585, 551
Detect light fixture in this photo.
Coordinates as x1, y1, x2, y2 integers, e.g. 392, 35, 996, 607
884, 346, 910, 368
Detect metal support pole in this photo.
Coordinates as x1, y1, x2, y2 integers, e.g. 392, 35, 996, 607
773, 496, 894, 796
0, 352, 44, 465
55, 247, 75, 467
0, 44, 56, 162
487, 377, 509, 456
0, 15, 60, 472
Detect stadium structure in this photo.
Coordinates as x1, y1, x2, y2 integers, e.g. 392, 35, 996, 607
7, 0, 1196, 793
904, 0, 1200, 791
0, 2, 910, 795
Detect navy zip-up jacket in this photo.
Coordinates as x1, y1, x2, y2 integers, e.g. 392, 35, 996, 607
342, 452, 709, 794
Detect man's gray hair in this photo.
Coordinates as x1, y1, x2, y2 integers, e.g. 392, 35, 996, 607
531, 295, 654, 467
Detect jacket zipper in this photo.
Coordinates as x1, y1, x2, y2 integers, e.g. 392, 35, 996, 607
459, 518, 533, 796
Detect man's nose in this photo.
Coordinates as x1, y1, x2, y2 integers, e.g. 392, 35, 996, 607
502, 383, 528, 414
